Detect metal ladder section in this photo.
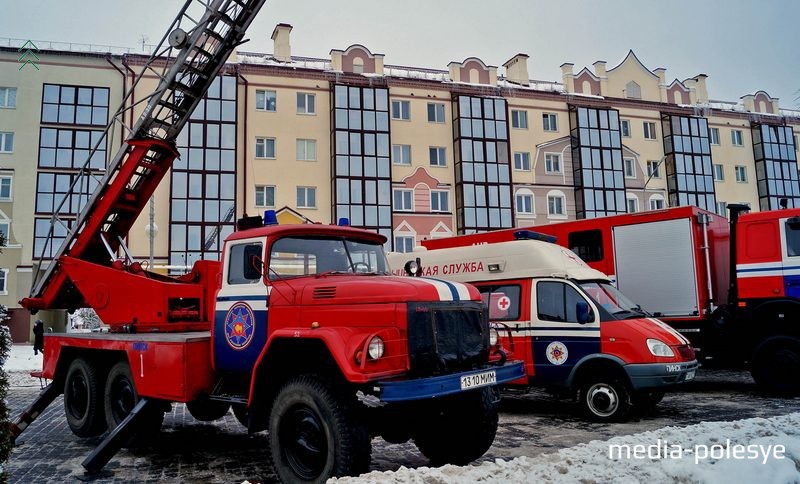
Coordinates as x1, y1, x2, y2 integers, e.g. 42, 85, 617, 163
27, 0, 268, 310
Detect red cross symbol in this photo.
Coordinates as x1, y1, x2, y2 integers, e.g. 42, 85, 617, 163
497, 296, 511, 311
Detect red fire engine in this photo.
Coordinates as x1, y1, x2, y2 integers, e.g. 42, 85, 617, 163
422, 204, 800, 394
11, 1, 524, 481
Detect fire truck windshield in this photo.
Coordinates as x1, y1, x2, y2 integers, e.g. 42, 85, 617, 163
268, 236, 389, 279
578, 281, 648, 319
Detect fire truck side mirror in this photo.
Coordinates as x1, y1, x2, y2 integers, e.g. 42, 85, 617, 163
576, 300, 591, 325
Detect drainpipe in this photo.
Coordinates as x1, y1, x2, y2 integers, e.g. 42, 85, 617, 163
237, 66, 249, 216
121, 55, 136, 131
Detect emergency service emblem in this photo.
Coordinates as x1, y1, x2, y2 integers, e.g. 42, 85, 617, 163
224, 302, 255, 350
546, 341, 568, 365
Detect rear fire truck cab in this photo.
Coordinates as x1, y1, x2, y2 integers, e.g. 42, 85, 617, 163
388, 231, 698, 421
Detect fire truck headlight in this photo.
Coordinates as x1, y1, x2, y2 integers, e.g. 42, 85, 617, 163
646, 338, 675, 357
367, 336, 385, 360
489, 328, 499, 346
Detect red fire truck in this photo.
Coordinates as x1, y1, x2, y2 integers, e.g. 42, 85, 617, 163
389, 233, 698, 421
11, 1, 524, 481
422, 204, 800, 394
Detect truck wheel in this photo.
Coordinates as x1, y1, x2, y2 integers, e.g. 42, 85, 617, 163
104, 361, 165, 446
751, 337, 800, 395
268, 375, 371, 482
579, 376, 631, 421
413, 387, 499, 466
63, 358, 106, 437
187, 398, 231, 422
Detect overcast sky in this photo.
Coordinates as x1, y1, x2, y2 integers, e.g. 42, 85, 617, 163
2, 0, 798, 107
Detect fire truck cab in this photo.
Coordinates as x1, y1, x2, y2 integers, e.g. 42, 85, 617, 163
389, 231, 698, 421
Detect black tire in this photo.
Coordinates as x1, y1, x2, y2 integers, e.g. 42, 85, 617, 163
104, 361, 165, 446
268, 375, 371, 483
751, 337, 800, 395
63, 358, 106, 437
579, 375, 632, 422
186, 398, 231, 422
632, 390, 665, 410
232, 403, 249, 428
413, 387, 499, 466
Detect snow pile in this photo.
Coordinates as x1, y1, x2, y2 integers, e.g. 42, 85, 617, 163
335, 413, 800, 483
3, 344, 43, 387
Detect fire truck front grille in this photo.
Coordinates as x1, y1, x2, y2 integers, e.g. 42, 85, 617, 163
677, 344, 696, 360
406, 301, 489, 376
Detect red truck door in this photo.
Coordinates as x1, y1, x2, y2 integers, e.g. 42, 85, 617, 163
213, 238, 270, 373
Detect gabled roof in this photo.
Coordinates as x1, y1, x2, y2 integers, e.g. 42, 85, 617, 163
607, 50, 659, 80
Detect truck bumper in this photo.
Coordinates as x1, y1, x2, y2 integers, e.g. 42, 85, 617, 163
624, 360, 699, 391
376, 361, 526, 403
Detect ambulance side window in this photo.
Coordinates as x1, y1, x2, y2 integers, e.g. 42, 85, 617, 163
477, 285, 521, 320
536, 281, 587, 323
786, 219, 800, 257
228, 242, 263, 285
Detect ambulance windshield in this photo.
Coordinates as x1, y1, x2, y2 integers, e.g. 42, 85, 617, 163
579, 281, 647, 319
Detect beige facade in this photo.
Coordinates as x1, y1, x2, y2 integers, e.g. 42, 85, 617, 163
0, 29, 798, 341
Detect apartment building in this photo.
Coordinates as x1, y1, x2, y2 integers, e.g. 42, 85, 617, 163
0, 25, 798, 340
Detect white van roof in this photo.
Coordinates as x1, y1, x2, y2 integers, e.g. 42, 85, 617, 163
388, 239, 609, 283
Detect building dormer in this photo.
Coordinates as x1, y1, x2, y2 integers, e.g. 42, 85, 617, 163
741, 90, 780, 114
573, 67, 601, 96
667, 79, 691, 105
330, 44, 385, 75
448, 57, 497, 86
605, 50, 661, 102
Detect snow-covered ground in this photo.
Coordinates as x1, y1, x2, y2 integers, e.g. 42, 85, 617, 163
335, 413, 800, 483
3, 343, 44, 387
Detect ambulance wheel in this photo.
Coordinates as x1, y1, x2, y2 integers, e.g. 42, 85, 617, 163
104, 361, 165, 446
413, 387, 499, 466
751, 336, 800, 396
268, 375, 371, 482
187, 398, 231, 422
232, 403, 249, 428
579, 376, 631, 421
64, 358, 106, 437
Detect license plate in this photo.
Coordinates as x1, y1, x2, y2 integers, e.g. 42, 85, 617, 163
685, 370, 695, 381
460, 370, 497, 390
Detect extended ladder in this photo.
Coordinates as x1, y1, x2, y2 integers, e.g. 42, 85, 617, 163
24, 0, 268, 311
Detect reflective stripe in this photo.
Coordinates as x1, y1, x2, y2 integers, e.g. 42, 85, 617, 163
648, 317, 690, 345
417, 278, 471, 301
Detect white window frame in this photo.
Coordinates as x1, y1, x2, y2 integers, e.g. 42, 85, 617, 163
0, 132, 14, 153
649, 194, 665, 210
0, 220, 10, 246
296, 139, 317, 161
393, 188, 414, 212
392, 100, 410, 121
255, 137, 276, 159
647, 160, 661, 178
296, 92, 316, 115
546, 190, 567, 219
429, 147, 446, 167
643, 122, 657, 140
255, 89, 276, 112
621, 119, 631, 138
430, 190, 449, 212
513, 152, 530, 171
296, 186, 317, 209
515, 192, 534, 215
624, 158, 636, 178
392, 144, 412, 165
626, 194, 639, 213
255, 185, 275, 208
731, 129, 744, 146
427, 103, 445, 123
511, 110, 528, 129
735, 165, 748, 183
0, 176, 11, 201
710, 127, 720, 145
544, 153, 562, 174
0, 87, 16, 109
716, 201, 727, 217
713, 164, 724, 182
394, 235, 415, 253
0, 268, 7, 295
542, 112, 558, 132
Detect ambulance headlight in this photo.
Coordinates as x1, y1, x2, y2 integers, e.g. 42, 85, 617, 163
646, 338, 674, 357
367, 336, 385, 360
489, 328, 499, 346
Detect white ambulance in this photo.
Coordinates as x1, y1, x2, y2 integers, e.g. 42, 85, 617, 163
388, 230, 698, 421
